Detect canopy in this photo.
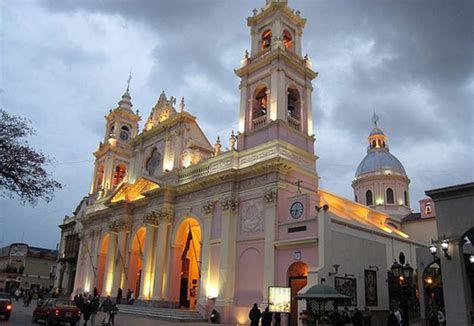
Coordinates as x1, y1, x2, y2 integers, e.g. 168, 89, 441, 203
296, 284, 351, 301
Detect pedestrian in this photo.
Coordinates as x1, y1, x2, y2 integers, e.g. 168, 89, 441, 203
362, 306, 372, 326
341, 307, 352, 325
14, 288, 21, 302
387, 308, 400, 326
437, 308, 446, 326
116, 288, 123, 305
128, 291, 135, 305
126, 289, 131, 304
99, 296, 114, 325
274, 312, 281, 326
93, 287, 99, 298
82, 298, 93, 326
353, 308, 363, 326
249, 303, 261, 326
261, 306, 272, 326
109, 304, 119, 325
90, 295, 100, 325
210, 309, 220, 323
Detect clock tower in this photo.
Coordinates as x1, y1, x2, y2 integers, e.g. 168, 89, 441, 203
235, 0, 318, 154
89, 85, 141, 197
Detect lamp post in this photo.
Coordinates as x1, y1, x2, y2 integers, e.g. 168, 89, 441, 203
390, 252, 413, 326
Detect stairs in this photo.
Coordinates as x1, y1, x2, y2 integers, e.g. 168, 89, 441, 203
116, 304, 206, 322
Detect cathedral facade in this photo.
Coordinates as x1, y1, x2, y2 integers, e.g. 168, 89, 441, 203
73, 1, 423, 324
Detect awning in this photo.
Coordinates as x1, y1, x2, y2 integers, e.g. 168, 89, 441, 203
296, 284, 351, 301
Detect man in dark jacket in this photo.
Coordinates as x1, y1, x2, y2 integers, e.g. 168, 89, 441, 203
81, 298, 93, 326
249, 303, 262, 326
261, 306, 272, 326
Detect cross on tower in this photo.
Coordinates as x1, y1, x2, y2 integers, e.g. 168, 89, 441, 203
371, 112, 379, 126
126, 71, 132, 92
295, 180, 303, 192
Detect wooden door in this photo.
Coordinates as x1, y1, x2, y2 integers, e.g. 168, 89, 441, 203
289, 277, 307, 326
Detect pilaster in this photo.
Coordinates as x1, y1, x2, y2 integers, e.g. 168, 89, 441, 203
102, 223, 118, 296
112, 220, 131, 297
217, 196, 238, 314
262, 188, 278, 303
139, 212, 159, 299
152, 210, 173, 300
199, 201, 215, 302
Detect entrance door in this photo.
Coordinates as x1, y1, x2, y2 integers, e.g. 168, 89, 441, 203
179, 258, 190, 307
289, 276, 307, 326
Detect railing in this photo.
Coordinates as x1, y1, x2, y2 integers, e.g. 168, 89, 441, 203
288, 115, 301, 131
252, 115, 267, 130
178, 164, 210, 184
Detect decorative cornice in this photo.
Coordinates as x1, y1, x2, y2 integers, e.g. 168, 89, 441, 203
264, 188, 278, 203
220, 197, 238, 211
202, 201, 215, 215
143, 209, 173, 226
109, 219, 132, 233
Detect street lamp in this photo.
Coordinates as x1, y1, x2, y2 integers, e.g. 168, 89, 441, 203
440, 237, 452, 260
470, 255, 474, 264
390, 252, 413, 326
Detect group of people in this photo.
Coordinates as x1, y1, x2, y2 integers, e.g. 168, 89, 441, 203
73, 290, 119, 326
249, 304, 281, 326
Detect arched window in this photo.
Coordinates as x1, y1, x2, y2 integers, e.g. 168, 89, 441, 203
96, 163, 104, 191
372, 140, 376, 148
261, 29, 272, 51
252, 86, 268, 129
119, 125, 130, 141
146, 148, 161, 176
425, 202, 432, 215
386, 188, 394, 204
404, 191, 409, 206
366, 189, 373, 206
112, 164, 126, 189
109, 125, 115, 137
283, 30, 293, 50
355, 194, 358, 203
287, 87, 301, 130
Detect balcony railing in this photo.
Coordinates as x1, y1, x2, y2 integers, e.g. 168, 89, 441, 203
252, 115, 267, 130
288, 115, 301, 131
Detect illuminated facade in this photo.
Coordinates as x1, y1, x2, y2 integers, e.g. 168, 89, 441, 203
73, 0, 424, 324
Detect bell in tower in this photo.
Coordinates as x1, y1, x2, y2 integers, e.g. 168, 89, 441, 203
235, 0, 318, 154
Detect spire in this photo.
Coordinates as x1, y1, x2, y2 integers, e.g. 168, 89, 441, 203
371, 112, 379, 126
126, 70, 132, 92
116, 73, 134, 113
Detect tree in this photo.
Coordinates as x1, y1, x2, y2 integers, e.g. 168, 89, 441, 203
0, 109, 62, 205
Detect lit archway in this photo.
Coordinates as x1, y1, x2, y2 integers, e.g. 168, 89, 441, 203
288, 261, 308, 326
95, 234, 109, 295
422, 261, 444, 318
128, 227, 146, 297
172, 217, 201, 309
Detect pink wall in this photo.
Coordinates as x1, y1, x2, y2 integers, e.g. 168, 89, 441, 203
234, 243, 264, 306
211, 205, 222, 240
275, 246, 318, 286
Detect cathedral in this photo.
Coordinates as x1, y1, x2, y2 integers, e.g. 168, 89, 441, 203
72, 0, 424, 324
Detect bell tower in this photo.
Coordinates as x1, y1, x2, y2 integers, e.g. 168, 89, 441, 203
90, 79, 141, 198
235, 0, 318, 153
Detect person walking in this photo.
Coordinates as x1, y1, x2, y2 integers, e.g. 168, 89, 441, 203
82, 298, 93, 326
99, 296, 114, 325
362, 307, 372, 326
90, 295, 100, 325
116, 288, 123, 305
261, 306, 272, 326
249, 303, 261, 326
109, 304, 119, 325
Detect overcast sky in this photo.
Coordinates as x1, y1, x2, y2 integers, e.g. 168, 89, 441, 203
0, 0, 472, 249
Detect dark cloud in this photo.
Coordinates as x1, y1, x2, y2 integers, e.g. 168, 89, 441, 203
1, 0, 472, 248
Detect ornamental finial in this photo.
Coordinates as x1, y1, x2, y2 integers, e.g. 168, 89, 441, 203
126, 70, 132, 92
371, 112, 379, 126
180, 97, 185, 113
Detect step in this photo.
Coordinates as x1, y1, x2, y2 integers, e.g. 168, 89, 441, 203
116, 304, 206, 323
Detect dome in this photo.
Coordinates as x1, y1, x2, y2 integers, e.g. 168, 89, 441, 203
355, 149, 406, 178
369, 126, 384, 136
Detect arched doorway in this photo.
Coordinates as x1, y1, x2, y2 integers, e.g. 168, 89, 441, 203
423, 261, 444, 319
174, 218, 201, 309
128, 227, 145, 297
96, 234, 109, 295
288, 262, 308, 326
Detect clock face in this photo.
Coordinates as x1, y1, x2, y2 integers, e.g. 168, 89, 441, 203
290, 201, 304, 219
119, 131, 129, 141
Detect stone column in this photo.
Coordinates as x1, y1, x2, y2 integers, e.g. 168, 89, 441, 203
238, 80, 248, 134
262, 188, 278, 303
198, 201, 215, 303
152, 210, 172, 301
139, 212, 159, 300
102, 222, 119, 296
217, 196, 238, 316
111, 220, 130, 297
89, 230, 100, 293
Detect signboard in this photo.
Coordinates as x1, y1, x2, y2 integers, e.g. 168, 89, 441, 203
335, 277, 357, 306
364, 270, 378, 306
268, 286, 291, 313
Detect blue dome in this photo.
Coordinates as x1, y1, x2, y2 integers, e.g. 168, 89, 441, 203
355, 149, 406, 177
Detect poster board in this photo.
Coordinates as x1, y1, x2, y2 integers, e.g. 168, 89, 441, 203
335, 277, 357, 306
268, 286, 291, 313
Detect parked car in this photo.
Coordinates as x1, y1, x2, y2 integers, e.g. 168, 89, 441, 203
0, 292, 12, 320
32, 298, 81, 325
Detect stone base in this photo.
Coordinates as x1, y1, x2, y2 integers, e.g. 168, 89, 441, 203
136, 299, 179, 308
